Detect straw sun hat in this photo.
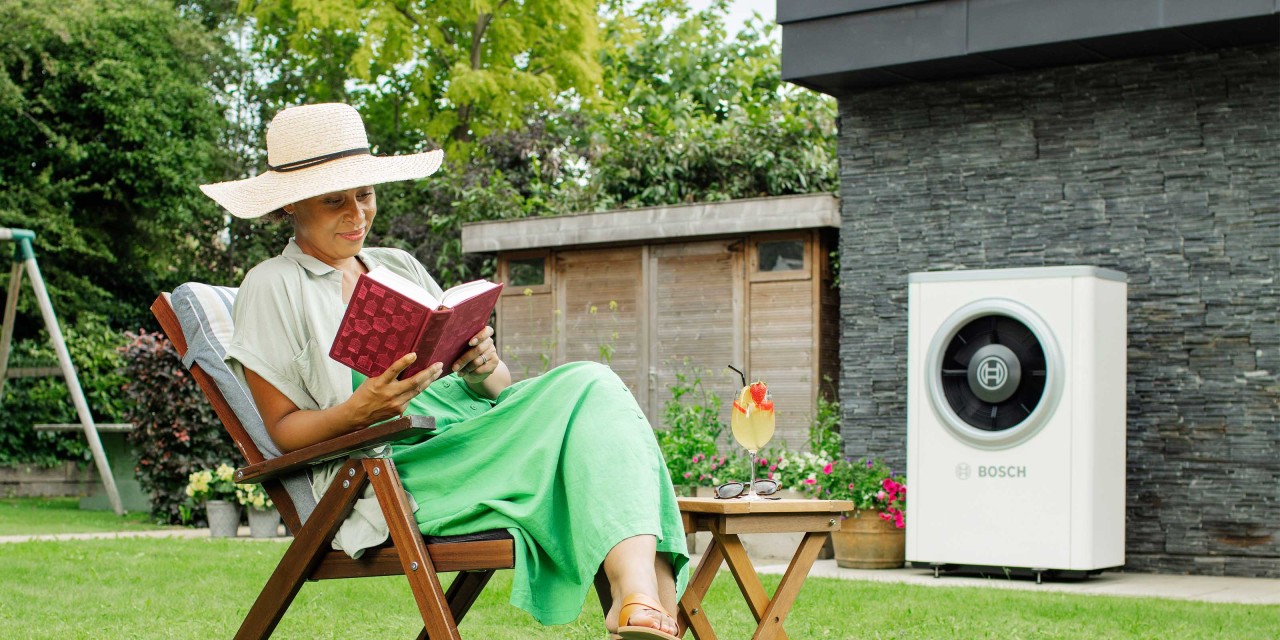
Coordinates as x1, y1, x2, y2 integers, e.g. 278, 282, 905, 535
200, 103, 443, 219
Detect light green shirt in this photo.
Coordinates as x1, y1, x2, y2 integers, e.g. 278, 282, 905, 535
225, 238, 445, 556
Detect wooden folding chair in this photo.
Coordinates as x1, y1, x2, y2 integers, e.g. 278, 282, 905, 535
152, 286, 610, 639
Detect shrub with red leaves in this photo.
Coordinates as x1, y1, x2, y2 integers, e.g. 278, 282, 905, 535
121, 330, 236, 524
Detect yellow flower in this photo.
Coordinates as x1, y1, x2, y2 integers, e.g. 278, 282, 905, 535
609, 300, 618, 311
523, 288, 533, 296
589, 305, 598, 314
215, 464, 235, 483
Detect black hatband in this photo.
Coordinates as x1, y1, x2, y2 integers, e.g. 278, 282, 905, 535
267, 147, 370, 173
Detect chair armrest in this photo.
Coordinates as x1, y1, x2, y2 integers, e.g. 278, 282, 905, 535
234, 415, 436, 484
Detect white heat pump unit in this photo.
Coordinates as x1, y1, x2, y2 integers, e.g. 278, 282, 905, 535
906, 266, 1127, 577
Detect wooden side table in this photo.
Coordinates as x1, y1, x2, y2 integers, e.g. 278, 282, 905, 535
676, 497, 853, 640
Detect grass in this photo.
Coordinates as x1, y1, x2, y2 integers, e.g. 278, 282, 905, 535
0, 498, 163, 536
0, 498, 1274, 638
1, 537, 1277, 639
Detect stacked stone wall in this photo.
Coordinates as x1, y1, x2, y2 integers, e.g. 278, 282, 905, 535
836, 45, 1279, 577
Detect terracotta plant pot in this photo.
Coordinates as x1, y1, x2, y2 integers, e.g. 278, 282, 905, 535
206, 499, 241, 538
830, 509, 905, 569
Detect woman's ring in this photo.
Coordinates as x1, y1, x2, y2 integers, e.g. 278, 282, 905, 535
480, 354, 488, 364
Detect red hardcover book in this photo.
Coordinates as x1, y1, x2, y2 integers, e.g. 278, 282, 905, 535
329, 266, 503, 380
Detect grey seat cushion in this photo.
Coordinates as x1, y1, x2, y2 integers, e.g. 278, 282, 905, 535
169, 283, 317, 524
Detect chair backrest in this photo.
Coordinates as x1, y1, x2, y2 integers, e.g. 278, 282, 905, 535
154, 283, 317, 530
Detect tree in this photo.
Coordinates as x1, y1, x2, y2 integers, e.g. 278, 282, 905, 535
0, 0, 240, 331
241, 0, 602, 156
586, 0, 838, 207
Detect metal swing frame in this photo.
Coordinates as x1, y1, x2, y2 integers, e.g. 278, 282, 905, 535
0, 228, 123, 515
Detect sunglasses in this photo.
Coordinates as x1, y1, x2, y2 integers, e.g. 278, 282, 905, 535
714, 479, 780, 499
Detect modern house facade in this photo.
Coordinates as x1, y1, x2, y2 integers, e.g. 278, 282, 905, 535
780, 1, 1279, 577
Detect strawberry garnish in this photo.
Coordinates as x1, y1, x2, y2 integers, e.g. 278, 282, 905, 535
749, 381, 767, 405
732, 400, 747, 414
758, 399, 774, 412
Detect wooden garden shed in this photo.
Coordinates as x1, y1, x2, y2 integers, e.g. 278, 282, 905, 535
461, 193, 840, 447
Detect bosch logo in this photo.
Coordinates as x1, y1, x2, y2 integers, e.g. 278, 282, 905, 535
976, 356, 1008, 390
979, 465, 1027, 479
955, 463, 971, 480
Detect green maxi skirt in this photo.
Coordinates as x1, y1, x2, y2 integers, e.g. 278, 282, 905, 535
354, 361, 690, 626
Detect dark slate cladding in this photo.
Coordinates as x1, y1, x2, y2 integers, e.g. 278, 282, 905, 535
835, 44, 1279, 578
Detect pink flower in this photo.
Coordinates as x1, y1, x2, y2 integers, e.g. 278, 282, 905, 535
683, 472, 692, 479
691, 455, 701, 463
759, 458, 768, 467
803, 478, 817, 485
769, 465, 777, 472
879, 511, 892, 522
894, 512, 905, 529
848, 483, 855, 490
876, 490, 887, 501
822, 462, 834, 475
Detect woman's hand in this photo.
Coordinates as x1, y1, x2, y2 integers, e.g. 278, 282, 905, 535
453, 326, 499, 384
346, 352, 444, 424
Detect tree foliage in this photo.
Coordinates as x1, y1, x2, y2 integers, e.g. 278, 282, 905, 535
0, 0, 239, 331
241, 0, 601, 155
589, 0, 837, 206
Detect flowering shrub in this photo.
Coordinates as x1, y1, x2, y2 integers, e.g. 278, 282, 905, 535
682, 450, 763, 487
772, 450, 831, 491
184, 463, 237, 503
656, 368, 724, 486
667, 393, 846, 491
800, 457, 907, 528
235, 482, 274, 511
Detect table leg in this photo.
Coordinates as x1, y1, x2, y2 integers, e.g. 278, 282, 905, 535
678, 536, 724, 639
713, 532, 789, 640
750, 532, 828, 640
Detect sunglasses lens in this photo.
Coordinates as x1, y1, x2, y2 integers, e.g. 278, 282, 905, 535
753, 480, 779, 495
716, 482, 744, 499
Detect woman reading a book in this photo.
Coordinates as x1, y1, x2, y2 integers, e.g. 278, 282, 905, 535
200, 103, 687, 639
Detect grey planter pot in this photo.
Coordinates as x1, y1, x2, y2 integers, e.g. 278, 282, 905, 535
206, 500, 241, 538
247, 507, 281, 539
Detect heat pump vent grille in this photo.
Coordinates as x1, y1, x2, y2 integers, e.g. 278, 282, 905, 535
939, 314, 1046, 432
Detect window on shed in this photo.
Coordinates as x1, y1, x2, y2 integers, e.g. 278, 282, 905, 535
757, 240, 805, 272
507, 257, 546, 286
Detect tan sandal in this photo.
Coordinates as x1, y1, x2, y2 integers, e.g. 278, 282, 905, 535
617, 593, 680, 640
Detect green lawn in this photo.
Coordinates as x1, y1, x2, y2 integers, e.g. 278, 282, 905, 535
0, 498, 1274, 639
1, 537, 1276, 639
0, 498, 163, 536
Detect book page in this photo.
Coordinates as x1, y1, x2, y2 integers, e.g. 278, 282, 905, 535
439, 279, 502, 308
366, 266, 441, 309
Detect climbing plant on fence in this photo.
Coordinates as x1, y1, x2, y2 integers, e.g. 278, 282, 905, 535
0, 317, 129, 466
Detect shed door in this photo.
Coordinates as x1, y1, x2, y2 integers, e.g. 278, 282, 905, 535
648, 241, 742, 426
556, 247, 644, 399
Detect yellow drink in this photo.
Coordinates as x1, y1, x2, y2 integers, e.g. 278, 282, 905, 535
731, 382, 776, 451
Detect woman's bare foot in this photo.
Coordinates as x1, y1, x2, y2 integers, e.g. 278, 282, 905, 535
602, 535, 679, 636
615, 593, 678, 636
